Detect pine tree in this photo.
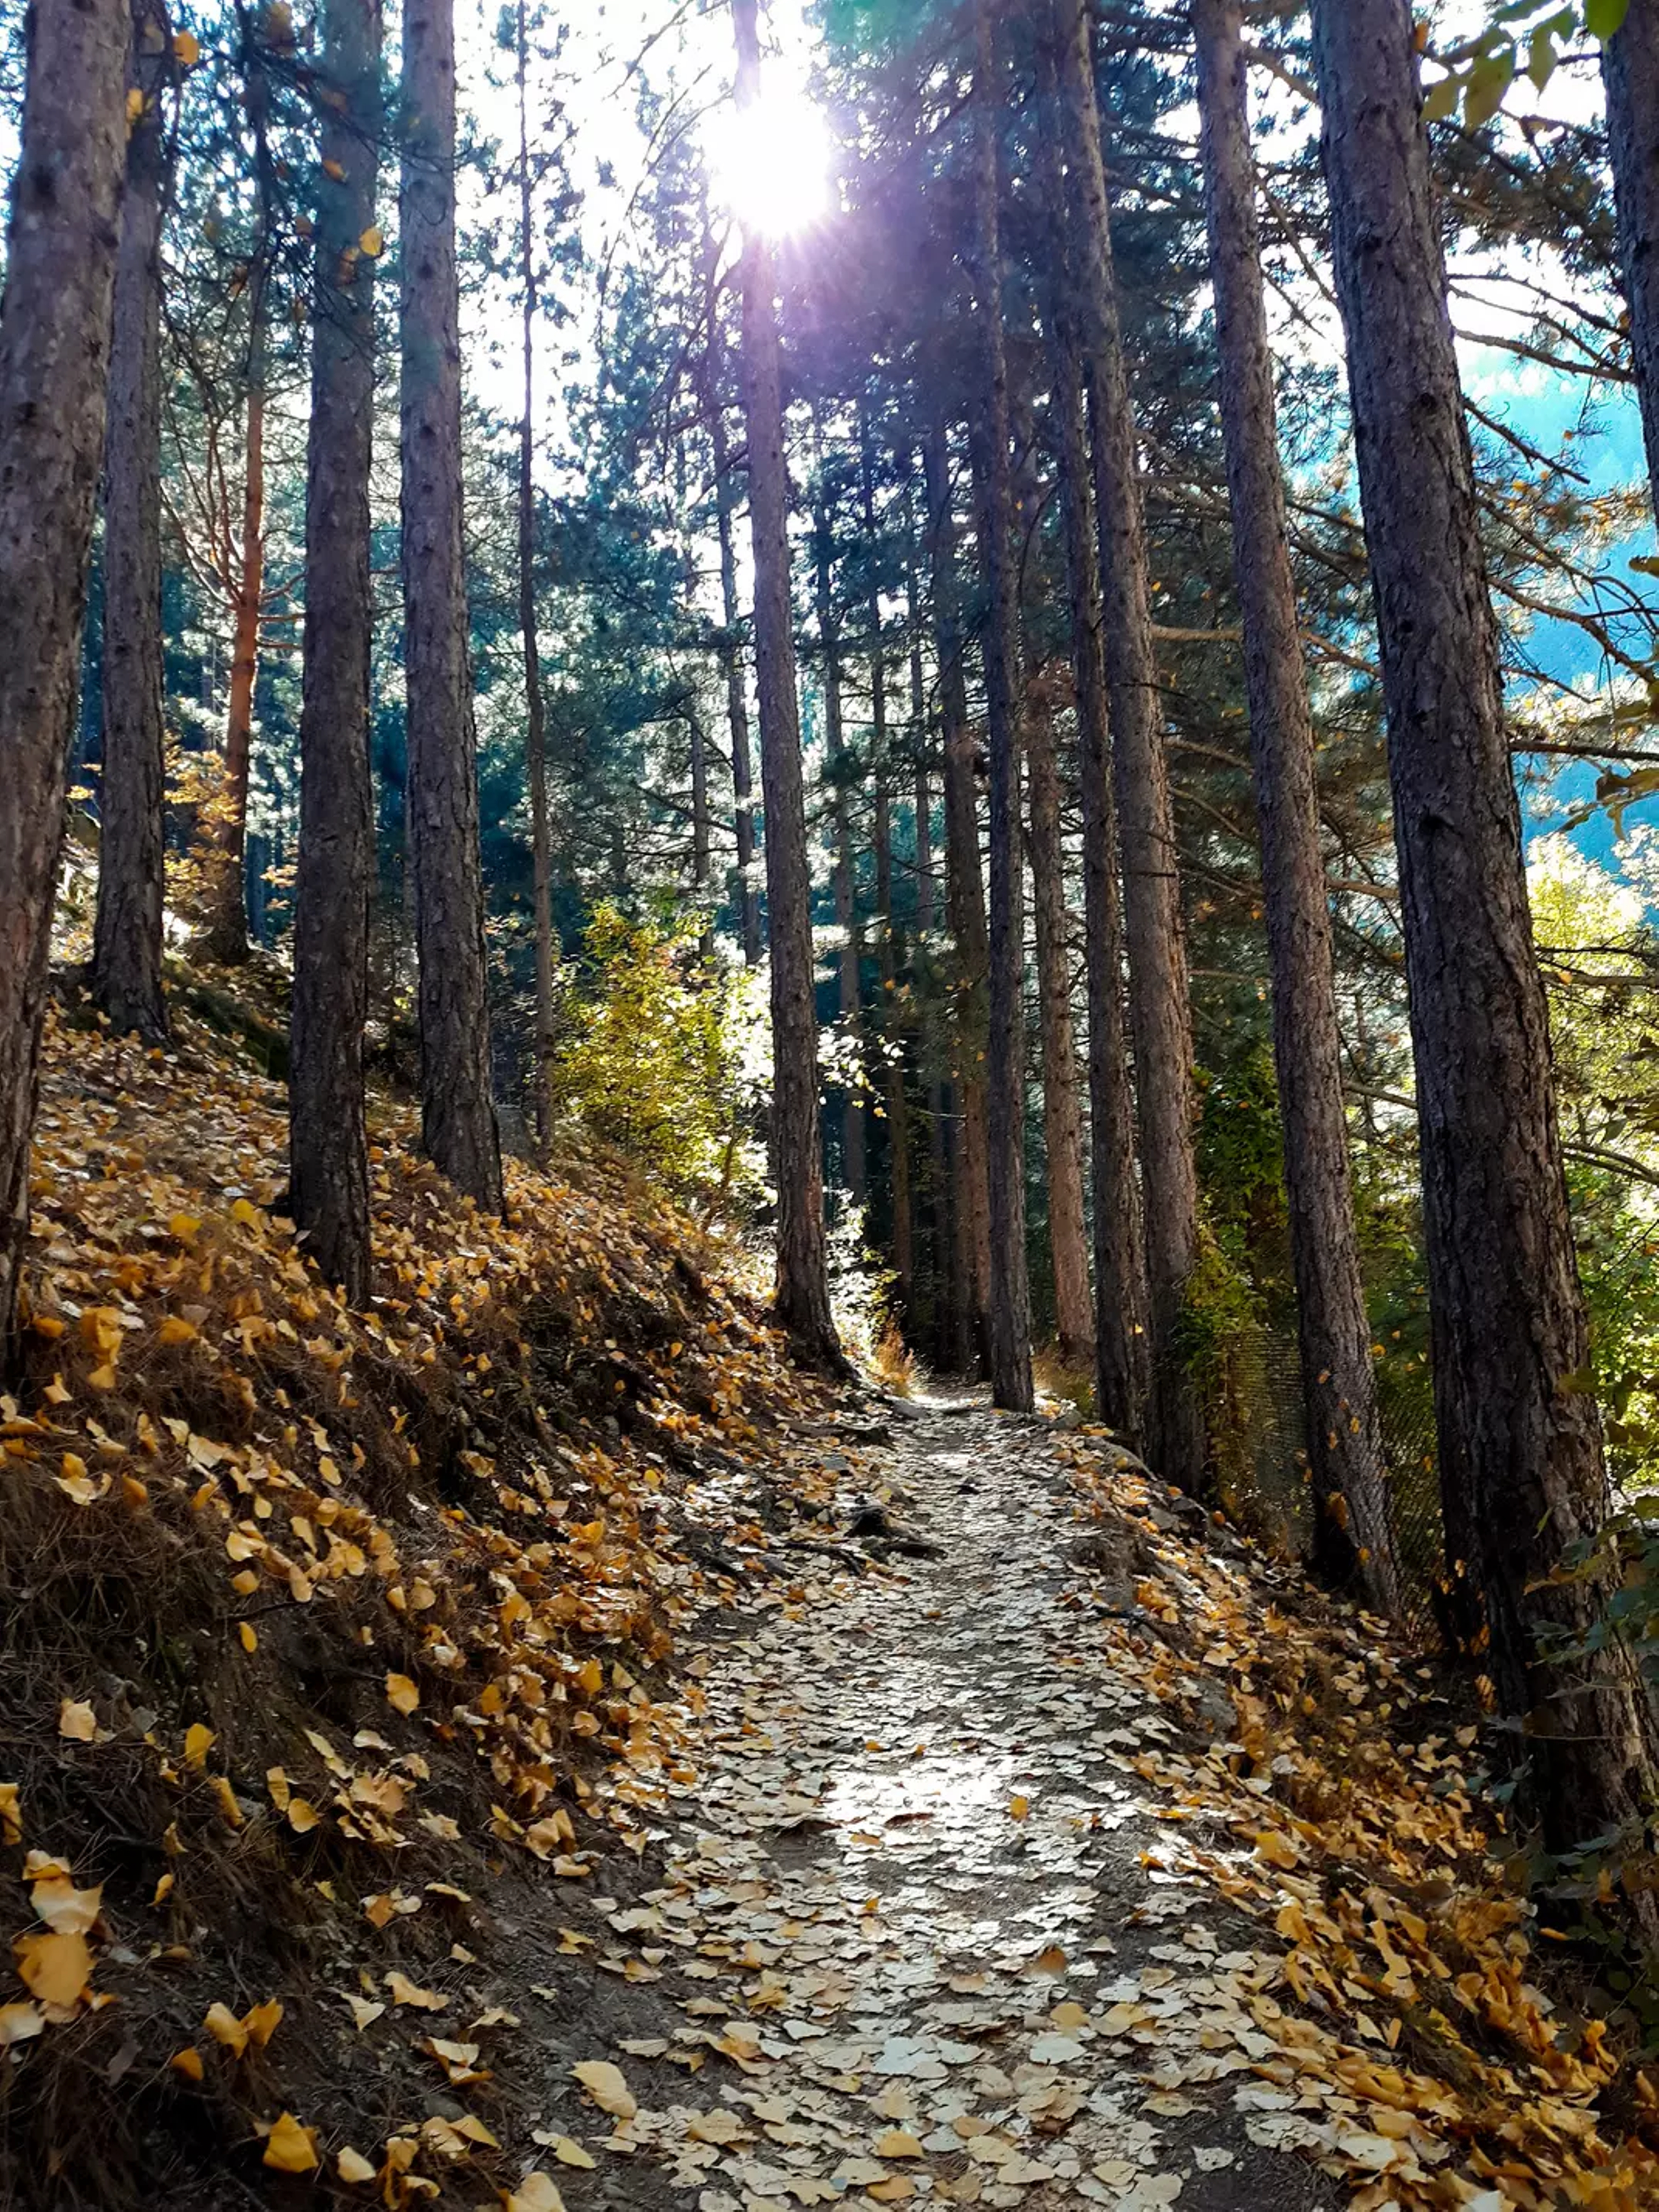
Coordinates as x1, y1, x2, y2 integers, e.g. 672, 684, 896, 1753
402, 0, 504, 1213
1311, 0, 1658, 1885
1194, 0, 1398, 1611
730, 0, 842, 1372
1055, 0, 1204, 1485
0, 0, 130, 1348
1602, 6, 1659, 516
91, 0, 174, 1045
289, 0, 383, 1302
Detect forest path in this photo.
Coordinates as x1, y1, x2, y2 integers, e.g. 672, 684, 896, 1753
543, 1397, 1335, 2212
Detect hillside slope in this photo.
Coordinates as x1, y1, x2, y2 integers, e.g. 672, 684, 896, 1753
0, 983, 851, 2206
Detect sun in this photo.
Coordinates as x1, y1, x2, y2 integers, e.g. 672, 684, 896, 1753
705, 85, 833, 240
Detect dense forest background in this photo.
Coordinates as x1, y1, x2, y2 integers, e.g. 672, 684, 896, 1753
9, 0, 1659, 1949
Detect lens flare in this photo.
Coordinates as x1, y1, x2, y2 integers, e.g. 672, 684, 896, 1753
706, 87, 833, 239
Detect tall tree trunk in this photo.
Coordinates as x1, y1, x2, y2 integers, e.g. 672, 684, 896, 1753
289, 0, 382, 1303
1024, 683, 1094, 1372
202, 57, 271, 967
91, 0, 172, 1045
865, 554, 913, 1309
1055, 315, 1149, 1437
926, 420, 992, 1372
401, 0, 503, 1212
906, 467, 953, 1359
1195, 0, 1398, 1614
814, 463, 866, 1210
201, 312, 264, 964
1010, 366, 1093, 1376
971, 0, 1033, 1413
0, 0, 130, 1349
730, 0, 842, 1372
1055, 0, 1203, 1485
1032, 20, 1149, 1437
1604, 7, 1659, 522
1310, 0, 1659, 1885
517, 0, 555, 1148
699, 204, 763, 969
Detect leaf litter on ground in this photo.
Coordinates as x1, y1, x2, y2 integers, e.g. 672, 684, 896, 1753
0, 985, 1656, 2208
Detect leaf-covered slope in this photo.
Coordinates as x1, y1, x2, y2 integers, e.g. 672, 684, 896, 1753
0, 990, 843, 2206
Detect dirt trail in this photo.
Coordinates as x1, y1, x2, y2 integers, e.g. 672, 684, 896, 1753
533, 1395, 1336, 2212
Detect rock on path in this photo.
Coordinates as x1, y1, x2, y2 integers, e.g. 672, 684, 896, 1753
540, 1396, 1339, 2212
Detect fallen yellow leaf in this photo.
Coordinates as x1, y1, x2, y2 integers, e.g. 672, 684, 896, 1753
13, 1930, 92, 2007
572, 2059, 636, 2119
506, 2177, 567, 2212
263, 2111, 318, 2174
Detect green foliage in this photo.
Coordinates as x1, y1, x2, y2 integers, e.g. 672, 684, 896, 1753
1194, 1049, 1290, 1305
1424, 1, 1629, 128
1175, 1222, 1269, 1513
552, 905, 767, 1213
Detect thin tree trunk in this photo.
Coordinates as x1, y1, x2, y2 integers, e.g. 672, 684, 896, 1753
1010, 362, 1093, 1376
1604, 7, 1659, 522
401, 0, 503, 1212
972, 0, 1033, 1413
202, 58, 270, 967
699, 203, 762, 968
1311, 0, 1659, 1888
690, 697, 714, 957
202, 333, 264, 964
814, 461, 866, 1209
517, 0, 555, 1149
863, 446, 913, 1306
0, 0, 130, 1349
289, 0, 382, 1303
906, 470, 954, 1361
1025, 684, 1093, 1371
1195, 0, 1399, 1614
1055, 314, 1149, 1437
1055, 0, 1203, 1485
730, 0, 842, 1372
91, 0, 172, 1044
926, 420, 992, 1373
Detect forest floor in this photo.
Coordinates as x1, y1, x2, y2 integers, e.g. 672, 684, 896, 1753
3, 976, 1659, 2211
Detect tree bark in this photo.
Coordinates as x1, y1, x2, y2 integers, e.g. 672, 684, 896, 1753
1310, 0, 1659, 1878
1055, 0, 1203, 1485
401, 0, 503, 1213
730, 0, 842, 1372
699, 205, 763, 969
813, 464, 866, 1210
969, 0, 1033, 1413
906, 466, 955, 1362
201, 56, 271, 967
91, 0, 172, 1045
1010, 363, 1093, 1377
201, 324, 264, 964
0, 0, 130, 1350
864, 479, 913, 1307
517, 0, 555, 1148
289, 0, 381, 1304
1025, 681, 1094, 1372
1195, 0, 1399, 1614
1604, 6, 1659, 522
1034, 23, 1149, 1438
926, 420, 992, 1373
